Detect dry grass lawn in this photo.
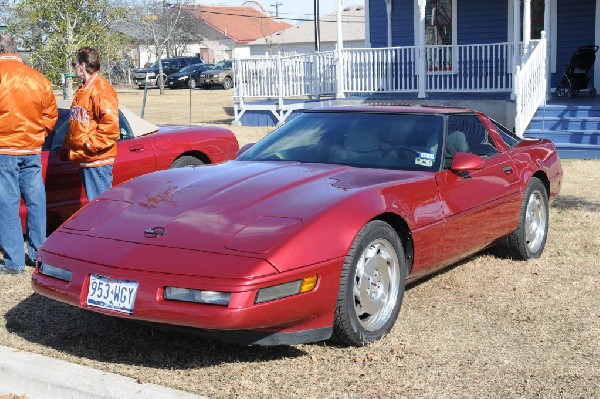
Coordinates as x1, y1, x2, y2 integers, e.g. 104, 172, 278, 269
1, 88, 599, 398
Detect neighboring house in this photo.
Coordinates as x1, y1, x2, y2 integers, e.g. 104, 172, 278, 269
235, 0, 600, 158
131, 3, 292, 67
179, 3, 293, 62
244, 5, 366, 56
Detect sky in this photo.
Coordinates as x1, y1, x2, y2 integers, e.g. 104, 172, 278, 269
202, 0, 366, 23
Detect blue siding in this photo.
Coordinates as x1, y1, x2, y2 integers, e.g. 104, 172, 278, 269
457, 0, 507, 44
391, 1, 416, 46
552, 0, 597, 87
371, 0, 508, 47
369, 0, 393, 47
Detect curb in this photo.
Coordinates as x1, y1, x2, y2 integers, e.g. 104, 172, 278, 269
0, 345, 207, 399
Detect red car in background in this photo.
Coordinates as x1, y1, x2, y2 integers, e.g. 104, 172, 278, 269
33, 105, 562, 346
22, 100, 239, 231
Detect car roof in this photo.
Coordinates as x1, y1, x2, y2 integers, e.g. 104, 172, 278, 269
306, 104, 477, 115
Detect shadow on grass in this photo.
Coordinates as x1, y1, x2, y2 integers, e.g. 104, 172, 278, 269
4, 294, 306, 369
552, 194, 600, 212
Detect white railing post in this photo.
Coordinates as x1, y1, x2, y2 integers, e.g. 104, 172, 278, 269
417, 0, 427, 98
276, 53, 283, 110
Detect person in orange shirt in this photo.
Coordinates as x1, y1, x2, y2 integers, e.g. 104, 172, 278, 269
0, 34, 58, 275
63, 47, 119, 201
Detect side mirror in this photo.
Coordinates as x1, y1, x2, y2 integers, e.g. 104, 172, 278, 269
450, 152, 484, 171
236, 143, 254, 157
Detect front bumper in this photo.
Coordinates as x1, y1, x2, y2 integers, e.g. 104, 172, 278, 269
199, 76, 224, 86
32, 249, 342, 345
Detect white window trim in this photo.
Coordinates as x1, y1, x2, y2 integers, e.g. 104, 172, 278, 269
507, 0, 557, 73
414, 0, 458, 74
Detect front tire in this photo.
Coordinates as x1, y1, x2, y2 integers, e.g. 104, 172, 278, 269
222, 77, 233, 90
189, 78, 197, 89
333, 220, 407, 346
506, 177, 549, 260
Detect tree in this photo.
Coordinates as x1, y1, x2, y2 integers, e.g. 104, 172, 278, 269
9, 0, 127, 99
129, 0, 198, 94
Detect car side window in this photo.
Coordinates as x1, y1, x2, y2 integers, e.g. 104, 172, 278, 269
50, 110, 127, 150
491, 120, 521, 148
447, 114, 499, 158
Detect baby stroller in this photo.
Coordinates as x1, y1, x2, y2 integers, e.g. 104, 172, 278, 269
555, 44, 598, 98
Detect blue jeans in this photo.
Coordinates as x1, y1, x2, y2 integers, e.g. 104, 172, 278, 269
80, 164, 113, 201
0, 154, 46, 270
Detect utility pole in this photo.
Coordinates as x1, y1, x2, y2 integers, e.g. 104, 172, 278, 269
271, 2, 282, 17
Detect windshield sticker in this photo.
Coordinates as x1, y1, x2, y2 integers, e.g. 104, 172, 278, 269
415, 157, 433, 167
418, 152, 436, 160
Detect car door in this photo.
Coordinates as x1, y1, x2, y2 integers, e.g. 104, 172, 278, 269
434, 114, 522, 265
112, 113, 157, 185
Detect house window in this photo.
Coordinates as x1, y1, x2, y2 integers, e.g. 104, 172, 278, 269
426, 0, 452, 46
417, 0, 456, 72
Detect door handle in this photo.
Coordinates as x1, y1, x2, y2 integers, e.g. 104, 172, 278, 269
503, 166, 513, 174
128, 145, 145, 152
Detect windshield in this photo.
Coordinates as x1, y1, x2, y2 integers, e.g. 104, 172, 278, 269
180, 64, 200, 73
238, 111, 444, 171
213, 60, 232, 69
150, 60, 171, 69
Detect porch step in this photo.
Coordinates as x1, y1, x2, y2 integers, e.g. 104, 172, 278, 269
528, 116, 600, 131
524, 102, 600, 160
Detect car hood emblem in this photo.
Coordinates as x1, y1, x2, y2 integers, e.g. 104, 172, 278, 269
144, 227, 166, 238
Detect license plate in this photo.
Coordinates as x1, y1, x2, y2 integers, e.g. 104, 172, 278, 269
86, 274, 139, 314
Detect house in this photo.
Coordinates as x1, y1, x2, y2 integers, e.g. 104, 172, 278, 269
244, 5, 366, 56
134, 3, 292, 66
178, 3, 293, 62
234, 0, 600, 159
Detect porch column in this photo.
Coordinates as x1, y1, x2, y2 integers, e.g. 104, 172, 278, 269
336, 0, 345, 99
386, 0, 392, 47
511, 0, 521, 100
544, 0, 551, 99
417, 0, 427, 98
522, 0, 531, 60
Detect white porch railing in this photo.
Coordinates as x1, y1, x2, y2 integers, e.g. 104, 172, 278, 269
235, 52, 336, 99
234, 39, 548, 132
514, 34, 547, 135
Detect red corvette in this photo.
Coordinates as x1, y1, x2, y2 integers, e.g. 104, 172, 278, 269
23, 100, 239, 231
32, 105, 563, 346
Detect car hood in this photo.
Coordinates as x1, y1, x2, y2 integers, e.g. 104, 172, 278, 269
166, 71, 189, 79
134, 67, 159, 73
203, 68, 229, 75
60, 161, 429, 255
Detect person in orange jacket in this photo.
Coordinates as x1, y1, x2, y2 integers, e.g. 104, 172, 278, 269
63, 47, 119, 201
0, 34, 58, 275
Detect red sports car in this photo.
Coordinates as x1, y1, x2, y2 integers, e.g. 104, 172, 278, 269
23, 100, 239, 231
32, 105, 563, 346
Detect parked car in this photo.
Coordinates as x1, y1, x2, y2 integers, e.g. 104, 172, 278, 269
165, 63, 214, 89
21, 100, 238, 232
198, 60, 234, 89
32, 105, 563, 346
133, 56, 203, 89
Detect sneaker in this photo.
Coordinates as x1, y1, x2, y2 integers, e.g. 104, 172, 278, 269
0, 266, 25, 275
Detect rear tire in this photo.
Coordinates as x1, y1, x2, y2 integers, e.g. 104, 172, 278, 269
590, 87, 597, 97
506, 177, 549, 260
169, 156, 204, 168
333, 220, 406, 346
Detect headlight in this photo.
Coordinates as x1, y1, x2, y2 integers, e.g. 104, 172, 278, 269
256, 275, 318, 304
39, 263, 72, 282
164, 287, 231, 306
177, 75, 188, 80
